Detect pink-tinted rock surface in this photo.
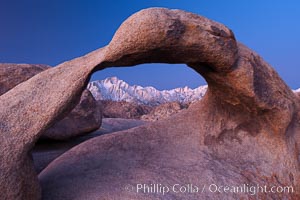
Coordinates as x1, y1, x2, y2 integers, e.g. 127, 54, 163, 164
0, 63, 50, 95
0, 63, 102, 141
0, 49, 106, 199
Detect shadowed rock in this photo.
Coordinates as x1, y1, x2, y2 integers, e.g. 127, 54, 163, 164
0, 8, 299, 200
41, 89, 102, 141
33, 118, 146, 173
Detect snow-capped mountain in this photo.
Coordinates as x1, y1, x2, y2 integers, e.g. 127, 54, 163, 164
87, 77, 207, 106
293, 88, 300, 93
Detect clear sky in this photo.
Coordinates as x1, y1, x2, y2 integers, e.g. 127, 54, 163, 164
1, 0, 300, 90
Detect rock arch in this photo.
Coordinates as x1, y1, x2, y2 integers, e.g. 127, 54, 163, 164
0, 8, 299, 199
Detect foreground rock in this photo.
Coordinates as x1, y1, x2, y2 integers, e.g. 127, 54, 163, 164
0, 63, 102, 141
0, 49, 105, 199
1, 8, 299, 200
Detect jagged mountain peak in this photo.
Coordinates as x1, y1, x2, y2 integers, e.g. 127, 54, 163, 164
87, 77, 207, 106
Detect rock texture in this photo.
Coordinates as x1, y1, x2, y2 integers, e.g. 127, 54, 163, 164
1, 8, 299, 200
0, 63, 102, 141
0, 63, 50, 95
141, 101, 188, 121
100, 100, 152, 119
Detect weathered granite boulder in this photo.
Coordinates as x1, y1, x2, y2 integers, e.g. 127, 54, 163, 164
0, 63, 102, 141
0, 8, 299, 200
0, 63, 50, 95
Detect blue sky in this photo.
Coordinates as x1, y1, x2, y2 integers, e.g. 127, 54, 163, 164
1, 1, 299, 90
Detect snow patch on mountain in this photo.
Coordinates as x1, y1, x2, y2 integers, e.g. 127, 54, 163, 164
293, 88, 300, 93
87, 77, 207, 106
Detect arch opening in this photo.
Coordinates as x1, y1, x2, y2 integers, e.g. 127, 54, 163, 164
90, 63, 207, 90
88, 63, 208, 120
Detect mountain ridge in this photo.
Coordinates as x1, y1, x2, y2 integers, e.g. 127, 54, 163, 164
87, 77, 208, 106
